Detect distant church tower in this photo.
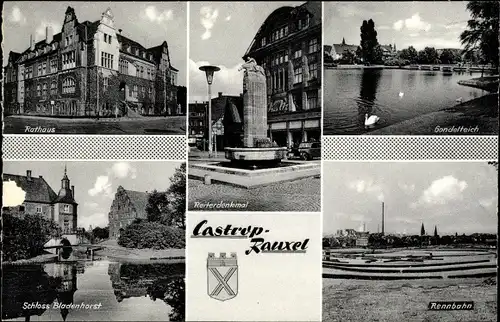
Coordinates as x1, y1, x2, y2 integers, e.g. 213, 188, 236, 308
341, 37, 346, 46
420, 223, 426, 236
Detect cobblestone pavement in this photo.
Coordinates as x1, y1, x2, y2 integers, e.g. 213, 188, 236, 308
4, 115, 186, 134
188, 176, 321, 212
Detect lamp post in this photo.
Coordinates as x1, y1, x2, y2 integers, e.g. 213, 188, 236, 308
199, 65, 220, 158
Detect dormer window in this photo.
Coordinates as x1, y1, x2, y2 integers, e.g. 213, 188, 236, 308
127, 46, 131, 53
136, 48, 139, 55
64, 204, 70, 212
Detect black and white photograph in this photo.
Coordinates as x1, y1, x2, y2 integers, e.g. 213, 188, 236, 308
323, 1, 499, 135
2, 161, 186, 321
2, 2, 187, 135
188, 1, 322, 212
322, 161, 497, 322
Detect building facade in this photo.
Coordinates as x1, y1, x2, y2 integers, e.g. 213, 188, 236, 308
243, 1, 322, 148
188, 92, 243, 150
108, 185, 149, 238
3, 7, 179, 117
3, 168, 78, 234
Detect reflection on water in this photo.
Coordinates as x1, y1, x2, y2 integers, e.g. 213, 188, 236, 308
2, 260, 185, 321
324, 69, 489, 135
356, 69, 382, 126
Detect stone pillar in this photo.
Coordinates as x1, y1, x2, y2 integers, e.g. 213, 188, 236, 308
242, 70, 268, 148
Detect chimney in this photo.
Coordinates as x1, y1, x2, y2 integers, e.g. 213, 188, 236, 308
30, 35, 35, 51
39, 175, 43, 178
27, 170, 32, 180
381, 202, 385, 235
118, 29, 122, 34
71, 185, 75, 198
45, 26, 53, 44
218, 92, 223, 98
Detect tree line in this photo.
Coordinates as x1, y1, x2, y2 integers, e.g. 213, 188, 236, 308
326, 1, 498, 68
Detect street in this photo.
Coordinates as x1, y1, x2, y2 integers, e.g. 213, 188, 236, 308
3, 115, 186, 135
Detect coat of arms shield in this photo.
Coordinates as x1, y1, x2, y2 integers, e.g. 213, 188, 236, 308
207, 252, 238, 301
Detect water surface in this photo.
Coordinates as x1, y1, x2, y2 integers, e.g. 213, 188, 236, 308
324, 69, 489, 135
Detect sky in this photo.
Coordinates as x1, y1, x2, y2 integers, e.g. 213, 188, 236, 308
323, 162, 498, 236
324, 2, 470, 51
3, 161, 183, 230
189, 1, 305, 103
2, 1, 187, 86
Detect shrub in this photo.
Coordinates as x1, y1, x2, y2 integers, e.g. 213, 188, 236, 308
255, 138, 272, 148
118, 221, 185, 249
2, 213, 61, 261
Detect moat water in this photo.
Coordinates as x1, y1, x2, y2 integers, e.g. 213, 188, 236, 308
2, 258, 185, 321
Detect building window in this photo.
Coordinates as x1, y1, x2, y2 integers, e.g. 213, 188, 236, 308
261, 37, 266, 47
38, 64, 42, 76
141, 86, 145, 95
50, 82, 57, 95
64, 204, 70, 212
37, 84, 41, 96
119, 59, 128, 74
293, 67, 303, 84
103, 77, 109, 91
63, 77, 76, 94
62, 51, 76, 70
42, 83, 47, 97
50, 59, 57, 73
307, 90, 318, 110
309, 63, 317, 80
294, 49, 302, 59
103, 33, 112, 44
133, 85, 138, 97
140, 66, 144, 78
36, 206, 42, 213
101, 52, 114, 69
309, 38, 318, 53
149, 86, 153, 97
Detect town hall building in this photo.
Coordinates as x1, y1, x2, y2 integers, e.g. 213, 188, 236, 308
3, 6, 179, 117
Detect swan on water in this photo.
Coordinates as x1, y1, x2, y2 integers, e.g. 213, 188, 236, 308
365, 113, 380, 126
456, 97, 463, 103
399, 92, 404, 98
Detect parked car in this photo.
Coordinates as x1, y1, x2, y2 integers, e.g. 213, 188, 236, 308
291, 141, 321, 160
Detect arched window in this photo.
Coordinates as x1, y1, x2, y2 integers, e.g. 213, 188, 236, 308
50, 82, 57, 95
62, 77, 76, 94
37, 84, 41, 96
42, 83, 47, 97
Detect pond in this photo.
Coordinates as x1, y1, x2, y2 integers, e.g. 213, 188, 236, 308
324, 68, 490, 135
2, 259, 185, 321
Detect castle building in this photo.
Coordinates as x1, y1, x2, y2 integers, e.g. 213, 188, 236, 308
243, 1, 321, 148
108, 186, 149, 238
3, 6, 179, 117
3, 167, 78, 234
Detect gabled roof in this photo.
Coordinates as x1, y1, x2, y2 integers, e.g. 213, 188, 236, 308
211, 95, 243, 121
332, 44, 358, 55
3, 173, 58, 203
120, 187, 149, 218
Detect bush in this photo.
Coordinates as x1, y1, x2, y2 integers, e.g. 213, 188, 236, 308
255, 138, 272, 148
2, 213, 61, 261
118, 222, 185, 250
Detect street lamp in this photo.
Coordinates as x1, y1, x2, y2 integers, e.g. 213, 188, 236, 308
199, 65, 220, 158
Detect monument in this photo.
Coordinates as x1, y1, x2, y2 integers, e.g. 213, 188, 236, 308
189, 58, 320, 188
225, 57, 287, 168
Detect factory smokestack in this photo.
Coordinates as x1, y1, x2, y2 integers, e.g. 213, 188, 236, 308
381, 202, 385, 235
